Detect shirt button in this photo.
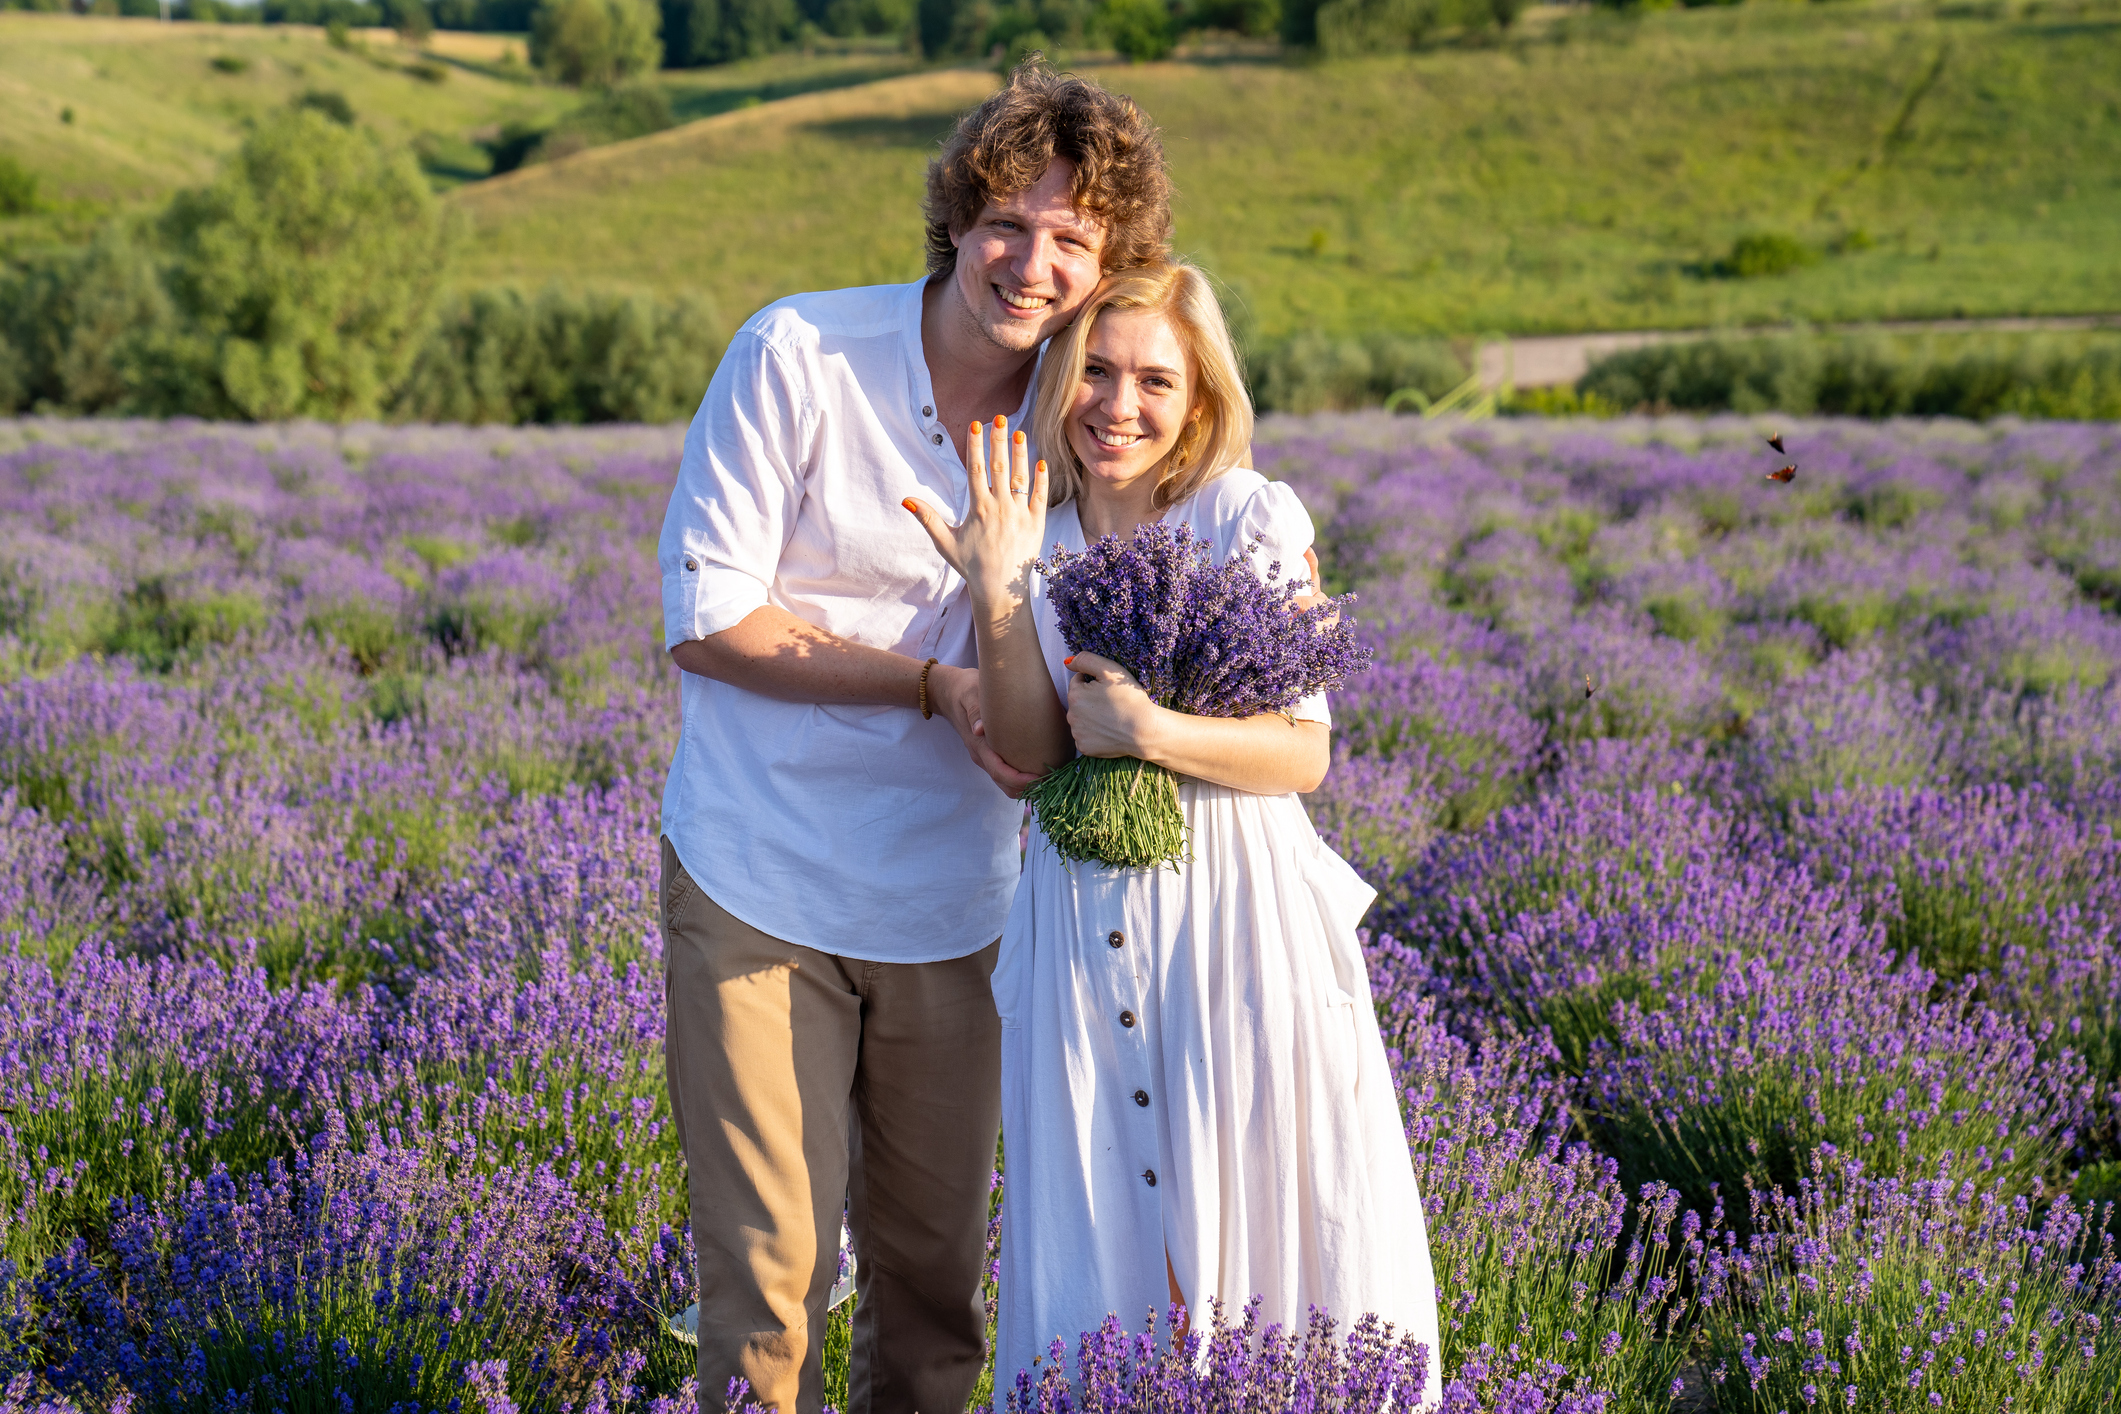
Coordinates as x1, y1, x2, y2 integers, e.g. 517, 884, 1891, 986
932, 433, 944, 445
922, 405, 934, 417
1107, 930, 1124, 948
1119, 1010, 1136, 1028
1133, 1090, 1149, 1107
1142, 1169, 1157, 1187
683, 557, 697, 572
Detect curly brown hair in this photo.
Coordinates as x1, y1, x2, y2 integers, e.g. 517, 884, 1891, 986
924, 60, 1171, 279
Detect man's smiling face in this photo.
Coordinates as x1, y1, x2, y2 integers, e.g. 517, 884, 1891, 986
948, 158, 1107, 356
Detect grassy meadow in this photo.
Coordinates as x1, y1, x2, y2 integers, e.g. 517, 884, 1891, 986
5, 2, 2119, 348
449, 0, 2121, 343
0, 13, 912, 243
0, 16, 566, 224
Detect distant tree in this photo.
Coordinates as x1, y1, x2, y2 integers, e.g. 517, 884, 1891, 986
0, 155, 38, 218
530, 0, 663, 85
1299, 0, 1506, 51
1184, 0, 1277, 36
915, 0, 960, 55
388, 0, 437, 41
814, 0, 911, 38
1097, 0, 1172, 59
659, 0, 799, 65
296, 88, 358, 124
136, 110, 457, 422
1278, 0, 1321, 43
0, 227, 174, 415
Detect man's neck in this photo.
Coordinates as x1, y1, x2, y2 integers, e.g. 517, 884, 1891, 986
920, 277, 1041, 437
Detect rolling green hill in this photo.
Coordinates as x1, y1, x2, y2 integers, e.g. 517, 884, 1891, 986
451, 1, 2121, 342
0, 16, 572, 217
5, 3, 2119, 348
0, 13, 912, 244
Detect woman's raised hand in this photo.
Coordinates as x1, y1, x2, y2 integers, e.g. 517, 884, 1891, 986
901, 416, 1049, 608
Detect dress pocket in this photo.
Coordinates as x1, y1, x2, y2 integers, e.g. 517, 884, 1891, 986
1302, 834, 1379, 941
1320, 980, 1363, 1087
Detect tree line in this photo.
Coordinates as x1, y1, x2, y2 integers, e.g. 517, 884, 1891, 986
2, 0, 1529, 66
0, 108, 719, 424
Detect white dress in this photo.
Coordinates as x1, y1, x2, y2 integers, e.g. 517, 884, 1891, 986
992, 469, 1443, 1405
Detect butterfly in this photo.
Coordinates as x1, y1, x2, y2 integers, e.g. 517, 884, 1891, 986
1583, 672, 1597, 700
1766, 464, 1797, 483
1766, 433, 1787, 455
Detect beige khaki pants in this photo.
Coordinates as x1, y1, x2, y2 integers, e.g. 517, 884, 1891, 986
661, 839, 1002, 1414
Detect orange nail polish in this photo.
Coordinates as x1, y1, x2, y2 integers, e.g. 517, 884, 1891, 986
1063, 655, 1076, 667
1014, 430, 1026, 445
901, 498, 918, 511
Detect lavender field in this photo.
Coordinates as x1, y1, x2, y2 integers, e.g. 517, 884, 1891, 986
1, 415, 2119, 1413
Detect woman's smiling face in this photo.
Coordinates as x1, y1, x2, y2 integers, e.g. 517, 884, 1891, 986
1066, 307, 1196, 502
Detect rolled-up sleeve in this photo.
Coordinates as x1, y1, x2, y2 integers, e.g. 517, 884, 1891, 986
659, 332, 812, 648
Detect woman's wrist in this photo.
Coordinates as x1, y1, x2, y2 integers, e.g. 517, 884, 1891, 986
1130, 700, 1180, 769
963, 566, 1032, 624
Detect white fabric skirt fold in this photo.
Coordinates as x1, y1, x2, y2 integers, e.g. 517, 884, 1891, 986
993, 780, 1443, 1407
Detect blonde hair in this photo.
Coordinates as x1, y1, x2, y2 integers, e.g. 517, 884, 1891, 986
1032, 262, 1253, 511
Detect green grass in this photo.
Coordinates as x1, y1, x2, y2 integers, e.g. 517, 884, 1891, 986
451, 0, 2121, 343
0, 15, 909, 248
0, 15, 573, 232
7, 3, 2121, 347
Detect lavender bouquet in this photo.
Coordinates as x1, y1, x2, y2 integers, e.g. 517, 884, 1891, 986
1029, 522, 1371, 869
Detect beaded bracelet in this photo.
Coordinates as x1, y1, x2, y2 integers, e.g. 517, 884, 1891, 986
918, 657, 940, 719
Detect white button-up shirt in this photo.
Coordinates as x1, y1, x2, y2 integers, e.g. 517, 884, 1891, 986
658, 279, 1032, 963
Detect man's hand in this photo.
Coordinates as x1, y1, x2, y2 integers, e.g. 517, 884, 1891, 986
931, 663, 1042, 798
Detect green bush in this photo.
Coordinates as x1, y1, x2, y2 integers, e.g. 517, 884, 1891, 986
1185, 0, 1278, 34
1580, 331, 2121, 419
661, 0, 803, 64
296, 89, 358, 126
391, 285, 723, 424
388, 0, 436, 40
530, 0, 664, 85
134, 111, 458, 422
0, 227, 175, 416
0, 154, 38, 218
1098, 0, 1175, 59
1719, 230, 1818, 278
488, 81, 674, 172
1301, 0, 1510, 49
1250, 330, 1465, 413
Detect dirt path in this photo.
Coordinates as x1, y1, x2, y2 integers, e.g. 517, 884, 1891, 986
1475, 314, 2121, 389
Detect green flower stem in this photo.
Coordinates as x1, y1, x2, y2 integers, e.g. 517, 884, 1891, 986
1025, 755, 1188, 870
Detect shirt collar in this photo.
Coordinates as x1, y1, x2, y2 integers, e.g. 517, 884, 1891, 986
903, 275, 1047, 436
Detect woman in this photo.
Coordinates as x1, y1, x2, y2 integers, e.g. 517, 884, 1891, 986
903, 262, 1441, 1403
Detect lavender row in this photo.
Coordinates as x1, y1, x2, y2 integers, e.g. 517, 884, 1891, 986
0, 415, 2118, 1411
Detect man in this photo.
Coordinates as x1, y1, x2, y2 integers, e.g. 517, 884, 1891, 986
657, 62, 1172, 1414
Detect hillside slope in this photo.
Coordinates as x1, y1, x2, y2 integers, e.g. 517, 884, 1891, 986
451, 2, 2121, 341
0, 14, 570, 212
